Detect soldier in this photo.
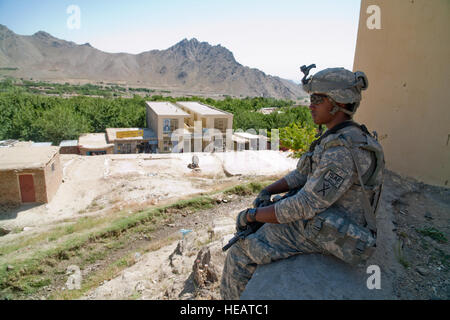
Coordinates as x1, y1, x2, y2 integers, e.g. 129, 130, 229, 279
220, 67, 385, 300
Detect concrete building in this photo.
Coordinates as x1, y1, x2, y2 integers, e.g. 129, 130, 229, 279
353, 0, 450, 187
175, 101, 233, 134
0, 147, 62, 204
175, 101, 234, 152
106, 128, 158, 154
145, 101, 235, 153
145, 101, 191, 153
232, 132, 269, 151
78, 133, 114, 156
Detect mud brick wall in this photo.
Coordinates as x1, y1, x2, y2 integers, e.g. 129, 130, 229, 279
44, 152, 62, 203
0, 169, 47, 204
59, 146, 80, 154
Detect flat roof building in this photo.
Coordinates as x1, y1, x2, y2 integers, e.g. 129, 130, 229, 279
78, 133, 114, 156
106, 128, 158, 154
59, 140, 80, 154
146, 101, 190, 153
175, 101, 233, 134
145, 100, 235, 153
0, 147, 62, 204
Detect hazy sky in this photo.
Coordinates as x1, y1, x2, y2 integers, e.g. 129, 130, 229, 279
0, 0, 362, 81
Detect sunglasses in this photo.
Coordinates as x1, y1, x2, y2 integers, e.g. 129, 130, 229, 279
310, 94, 328, 105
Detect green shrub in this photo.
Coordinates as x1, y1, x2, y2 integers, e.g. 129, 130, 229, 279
278, 122, 317, 157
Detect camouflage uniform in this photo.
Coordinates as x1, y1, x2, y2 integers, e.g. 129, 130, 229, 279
221, 67, 382, 300
221, 124, 382, 300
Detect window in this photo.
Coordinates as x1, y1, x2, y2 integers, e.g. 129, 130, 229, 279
163, 138, 172, 152
214, 118, 227, 133
117, 143, 131, 154
163, 119, 178, 134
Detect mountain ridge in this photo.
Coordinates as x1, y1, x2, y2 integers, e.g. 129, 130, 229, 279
0, 25, 305, 99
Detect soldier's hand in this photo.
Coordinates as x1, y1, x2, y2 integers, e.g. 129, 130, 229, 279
236, 209, 250, 232
253, 189, 272, 208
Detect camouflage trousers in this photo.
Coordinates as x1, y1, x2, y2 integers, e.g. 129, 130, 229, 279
220, 219, 323, 300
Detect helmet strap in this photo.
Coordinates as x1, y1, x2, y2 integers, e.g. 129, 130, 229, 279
329, 99, 355, 118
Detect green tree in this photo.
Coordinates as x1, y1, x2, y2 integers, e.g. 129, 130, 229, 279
34, 104, 91, 144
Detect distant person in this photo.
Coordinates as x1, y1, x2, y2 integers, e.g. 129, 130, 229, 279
221, 67, 385, 300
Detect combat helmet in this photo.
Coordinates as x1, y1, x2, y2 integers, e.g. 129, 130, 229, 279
301, 65, 369, 117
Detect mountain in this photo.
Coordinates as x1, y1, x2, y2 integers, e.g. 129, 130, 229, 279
0, 25, 306, 99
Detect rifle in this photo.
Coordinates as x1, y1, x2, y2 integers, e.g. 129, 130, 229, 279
222, 221, 264, 252
222, 187, 302, 252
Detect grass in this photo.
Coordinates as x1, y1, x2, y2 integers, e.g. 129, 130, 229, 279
417, 227, 447, 244
394, 240, 409, 269
223, 181, 268, 196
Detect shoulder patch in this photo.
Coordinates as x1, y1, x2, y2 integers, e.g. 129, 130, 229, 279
324, 169, 344, 189
313, 167, 348, 200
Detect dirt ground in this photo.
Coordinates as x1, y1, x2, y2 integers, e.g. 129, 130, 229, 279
78, 170, 450, 301
0, 151, 448, 300
0, 150, 296, 234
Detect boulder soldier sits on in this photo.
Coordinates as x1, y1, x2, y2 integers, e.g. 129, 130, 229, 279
220, 66, 385, 300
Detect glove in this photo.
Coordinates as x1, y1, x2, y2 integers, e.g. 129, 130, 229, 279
236, 209, 250, 232
253, 189, 272, 208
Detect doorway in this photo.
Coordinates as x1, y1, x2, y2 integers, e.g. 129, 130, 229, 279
19, 174, 36, 203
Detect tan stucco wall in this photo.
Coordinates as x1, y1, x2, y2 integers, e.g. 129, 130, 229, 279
44, 152, 62, 203
146, 106, 159, 137
353, 0, 450, 187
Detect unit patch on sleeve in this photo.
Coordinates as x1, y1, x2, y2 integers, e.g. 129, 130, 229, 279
312, 168, 347, 201
323, 169, 344, 189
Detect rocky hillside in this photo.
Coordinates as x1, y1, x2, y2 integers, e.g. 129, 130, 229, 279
0, 24, 305, 100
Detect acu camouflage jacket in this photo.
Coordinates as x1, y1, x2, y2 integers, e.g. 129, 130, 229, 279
274, 123, 384, 229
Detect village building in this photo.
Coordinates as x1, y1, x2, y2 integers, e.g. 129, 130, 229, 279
258, 107, 278, 115
175, 101, 233, 134
105, 128, 158, 154
145, 101, 191, 153
232, 132, 270, 151
0, 146, 62, 205
59, 140, 80, 154
78, 133, 114, 156
353, 0, 449, 187
175, 101, 234, 152
32, 142, 52, 147
145, 101, 235, 153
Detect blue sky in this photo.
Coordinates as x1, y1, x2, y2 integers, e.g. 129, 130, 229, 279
0, 0, 362, 80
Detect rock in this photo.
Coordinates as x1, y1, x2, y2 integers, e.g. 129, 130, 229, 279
134, 252, 142, 262
241, 254, 394, 300
135, 281, 146, 293
192, 242, 225, 288
0, 227, 11, 236
416, 267, 429, 276
424, 211, 433, 220
6, 265, 14, 271
193, 248, 219, 287
23, 227, 33, 231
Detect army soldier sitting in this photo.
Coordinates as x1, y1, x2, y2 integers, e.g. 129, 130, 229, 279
220, 67, 385, 300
